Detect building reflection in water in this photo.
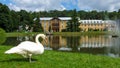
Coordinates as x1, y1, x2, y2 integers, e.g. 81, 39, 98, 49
45, 35, 111, 50
43, 35, 120, 57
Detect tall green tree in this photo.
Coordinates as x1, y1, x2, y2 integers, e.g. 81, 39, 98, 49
109, 11, 118, 20
33, 16, 43, 32
78, 10, 87, 19
17, 10, 34, 31
66, 9, 80, 32
0, 3, 11, 32
10, 10, 20, 31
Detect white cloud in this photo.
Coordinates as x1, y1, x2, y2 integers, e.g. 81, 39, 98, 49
77, 0, 120, 11
8, 0, 66, 12
7, 0, 120, 12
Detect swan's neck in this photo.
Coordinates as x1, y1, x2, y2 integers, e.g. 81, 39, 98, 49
35, 35, 42, 45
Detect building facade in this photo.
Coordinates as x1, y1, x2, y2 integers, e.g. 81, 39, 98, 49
40, 17, 115, 32
40, 17, 71, 32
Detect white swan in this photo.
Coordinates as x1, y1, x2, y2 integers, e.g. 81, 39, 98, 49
5, 34, 47, 62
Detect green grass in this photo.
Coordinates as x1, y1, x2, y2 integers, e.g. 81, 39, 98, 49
6, 31, 109, 37
0, 45, 120, 68
53, 31, 109, 36
6, 32, 42, 37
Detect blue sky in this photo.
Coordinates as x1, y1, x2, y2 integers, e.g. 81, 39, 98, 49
0, 0, 120, 12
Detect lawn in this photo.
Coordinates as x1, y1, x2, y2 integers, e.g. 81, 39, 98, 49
5, 32, 41, 37
0, 45, 120, 68
53, 31, 109, 36
6, 31, 109, 37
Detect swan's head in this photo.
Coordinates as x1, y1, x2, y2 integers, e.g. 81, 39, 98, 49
36, 34, 47, 43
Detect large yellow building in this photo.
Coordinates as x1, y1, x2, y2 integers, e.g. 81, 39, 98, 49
40, 17, 115, 32
40, 17, 71, 32
79, 20, 115, 31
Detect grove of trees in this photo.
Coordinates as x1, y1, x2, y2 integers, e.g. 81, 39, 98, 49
66, 9, 81, 32
0, 3, 120, 32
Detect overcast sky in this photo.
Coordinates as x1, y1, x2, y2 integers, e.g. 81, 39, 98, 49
0, 0, 120, 12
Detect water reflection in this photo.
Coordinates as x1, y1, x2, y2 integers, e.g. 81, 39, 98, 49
2, 35, 120, 58
46, 35, 111, 51
41, 35, 120, 57
66, 36, 80, 51
106, 37, 120, 57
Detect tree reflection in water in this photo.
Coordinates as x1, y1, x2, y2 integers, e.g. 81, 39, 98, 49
66, 36, 80, 52
48, 35, 60, 50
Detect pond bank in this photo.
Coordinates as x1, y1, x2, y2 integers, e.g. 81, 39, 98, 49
53, 31, 109, 36
6, 31, 109, 37
6, 32, 40, 37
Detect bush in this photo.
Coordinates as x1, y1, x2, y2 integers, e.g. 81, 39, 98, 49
0, 28, 6, 44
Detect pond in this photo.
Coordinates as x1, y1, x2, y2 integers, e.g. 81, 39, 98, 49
2, 35, 120, 58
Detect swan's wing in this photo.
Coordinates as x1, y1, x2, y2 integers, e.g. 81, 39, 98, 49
17, 41, 37, 47
17, 41, 44, 54
5, 46, 22, 54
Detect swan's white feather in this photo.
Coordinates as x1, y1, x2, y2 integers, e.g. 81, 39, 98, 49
5, 41, 44, 55
4, 34, 46, 62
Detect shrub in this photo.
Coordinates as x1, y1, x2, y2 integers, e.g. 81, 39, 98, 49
0, 28, 6, 44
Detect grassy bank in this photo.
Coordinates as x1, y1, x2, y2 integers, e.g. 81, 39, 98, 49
6, 31, 109, 37
6, 32, 41, 37
0, 45, 120, 68
53, 31, 109, 36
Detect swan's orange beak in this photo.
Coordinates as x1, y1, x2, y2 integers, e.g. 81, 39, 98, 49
43, 37, 48, 44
